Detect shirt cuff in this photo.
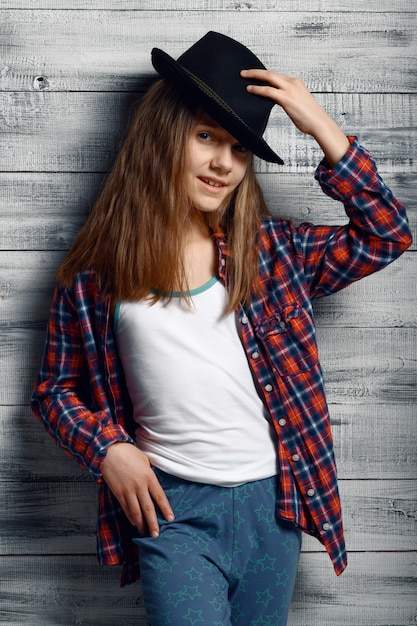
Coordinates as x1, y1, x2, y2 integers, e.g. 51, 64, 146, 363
314, 136, 379, 202
91, 423, 136, 482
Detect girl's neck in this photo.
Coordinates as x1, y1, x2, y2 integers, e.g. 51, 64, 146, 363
181, 218, 216, 291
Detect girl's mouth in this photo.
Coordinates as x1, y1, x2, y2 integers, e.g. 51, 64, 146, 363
199, 177, 226, 188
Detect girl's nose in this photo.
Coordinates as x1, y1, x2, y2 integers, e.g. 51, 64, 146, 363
211, 145, 233, 173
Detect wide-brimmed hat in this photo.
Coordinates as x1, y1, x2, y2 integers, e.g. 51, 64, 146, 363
151, 31, 283, 164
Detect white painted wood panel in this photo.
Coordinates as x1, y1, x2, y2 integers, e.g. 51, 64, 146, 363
1, 92, 415, 173
2, 1, 417, 11
1, 251, 415, 327
0, 173, 415, 251
2, 403, 416, 481
1, 327, 416, 406
0, 480, 415, 554
290, 552, 417, 626
1, 10, 416, 92
0, 553, 415, 625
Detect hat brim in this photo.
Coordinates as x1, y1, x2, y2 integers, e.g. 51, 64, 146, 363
152, 47, 284, 165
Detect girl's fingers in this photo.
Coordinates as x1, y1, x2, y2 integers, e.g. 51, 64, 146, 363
149, 475, 175, 523
241, 68, 289, 85
241, 69, 297, 94
124, 475, 174, 538
122, 492, 146, 533
246, 83, 283, 102
136, 490, 161, 537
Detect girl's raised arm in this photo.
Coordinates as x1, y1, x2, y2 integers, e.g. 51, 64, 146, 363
241, 69, 350, 167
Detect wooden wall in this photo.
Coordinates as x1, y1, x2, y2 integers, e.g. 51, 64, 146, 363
1, 1, 416, 624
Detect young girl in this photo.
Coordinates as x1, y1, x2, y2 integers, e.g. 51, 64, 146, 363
31, 31, 411, 625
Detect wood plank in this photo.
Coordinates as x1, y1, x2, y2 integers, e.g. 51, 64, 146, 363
316, 327, 417, 405
0, 172, 415, 251
0, 169, 271, 247
0, 481, 96, 555
290, 551, 417, 626
305, 479, 417, 552
0, 479, 414, 554
0, 92, 416, 173
330, 404, 417, 480
0, 252, 65, 328
311, 254, 416, 328
2, 404, 416, 481
1, 329, 47, 406
0, 173, 103, 251
259, 173, 416, 240
2, 1, 416, 11
1, 251, 415, 328
0, 552, 415, 625
0, 406, 87, 482
1, 11, 416, 93
2, 327, 416, 405
0, 555, 146, 626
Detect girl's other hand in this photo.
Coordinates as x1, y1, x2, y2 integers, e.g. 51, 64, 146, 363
101, 442, 174, 537
241, 69, 350, 167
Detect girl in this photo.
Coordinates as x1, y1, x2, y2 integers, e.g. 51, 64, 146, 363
31, 31, 411, 625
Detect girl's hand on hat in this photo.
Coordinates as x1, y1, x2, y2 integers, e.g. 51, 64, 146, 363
102, 442, 175, 537
241, 69, 350, 167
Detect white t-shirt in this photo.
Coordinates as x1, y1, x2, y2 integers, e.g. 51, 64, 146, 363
115, 277, 278, 486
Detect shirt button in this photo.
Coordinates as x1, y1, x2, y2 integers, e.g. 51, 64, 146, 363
278, 418, 286, 427
221, 258, 226, 266
264, 384, 273, 392
292, 454, 300, 462
251, 351, 259, 359
322, 523, 331, 531
279, 321, 287, 329
241, 316, 248, 325
307, 489, 315, 497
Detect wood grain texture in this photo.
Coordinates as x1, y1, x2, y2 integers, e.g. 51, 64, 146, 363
0, 406, 87, 481
1, 326, 416, 406
2, 1, 417, 11
0, 172, 415, 251
1, 324, 416, 406
290, 552, 417, 626
1, 10, 416, 92
0, 479, 414, 554
330, 404, 417, 480
317, 327, 417, 405
1, 92, 416, 173
1, 251, 415, 328
2, 403, 416, 482
0, 553, 415, 626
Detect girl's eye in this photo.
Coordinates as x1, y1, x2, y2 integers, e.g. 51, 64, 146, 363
234, 143, 248, 154
198, 132, 213, 142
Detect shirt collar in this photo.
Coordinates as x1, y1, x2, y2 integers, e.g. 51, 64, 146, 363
212, 231, 228, 281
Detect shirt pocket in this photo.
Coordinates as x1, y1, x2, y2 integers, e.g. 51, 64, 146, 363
254, 303, 318, 376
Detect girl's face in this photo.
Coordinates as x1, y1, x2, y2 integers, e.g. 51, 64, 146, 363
185, 111, 250, 215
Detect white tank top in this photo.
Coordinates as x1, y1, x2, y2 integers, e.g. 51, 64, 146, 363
115, 277, 277, 486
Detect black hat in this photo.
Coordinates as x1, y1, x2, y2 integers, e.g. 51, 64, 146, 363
151, 31, 283, 164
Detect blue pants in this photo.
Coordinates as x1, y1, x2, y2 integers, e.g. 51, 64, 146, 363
134, 469, 301, 626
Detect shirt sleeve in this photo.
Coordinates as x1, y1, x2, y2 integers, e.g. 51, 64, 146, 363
31, 283, 134, 482
292, 137, 412, 299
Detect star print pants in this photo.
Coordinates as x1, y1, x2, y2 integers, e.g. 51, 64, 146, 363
134, 469, 301, 626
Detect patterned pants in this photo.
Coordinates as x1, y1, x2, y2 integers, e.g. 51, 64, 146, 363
134, 469, 301, 626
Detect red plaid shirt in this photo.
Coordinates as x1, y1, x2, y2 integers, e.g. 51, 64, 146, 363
31, 138, 411, 585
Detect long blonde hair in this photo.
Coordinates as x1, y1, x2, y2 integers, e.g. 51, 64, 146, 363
57, 79, 270, 312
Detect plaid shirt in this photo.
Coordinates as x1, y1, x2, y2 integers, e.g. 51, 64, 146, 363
31, 138, 411, 585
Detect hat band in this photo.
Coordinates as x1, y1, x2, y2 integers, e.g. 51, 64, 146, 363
184, 67, 250, 132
